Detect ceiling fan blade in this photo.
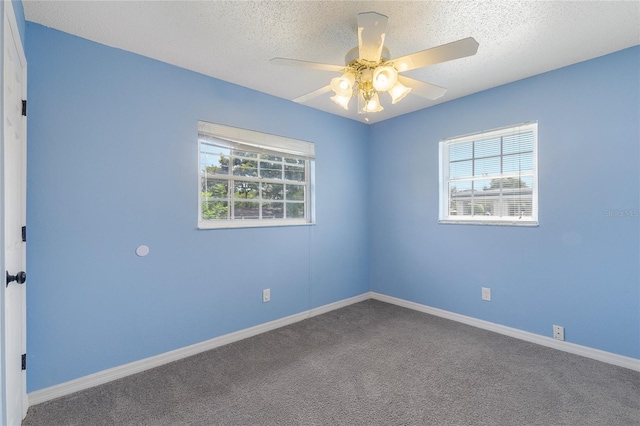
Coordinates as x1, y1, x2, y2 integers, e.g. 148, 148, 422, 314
293, 85, 332, 104
392, 37, 479, 72
270, 58, 345, 73
398, 75, 447, 100
357, 12, 388, 62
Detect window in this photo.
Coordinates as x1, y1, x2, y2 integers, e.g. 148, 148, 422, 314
198, 121, 315, 229
439, 122, 538, 226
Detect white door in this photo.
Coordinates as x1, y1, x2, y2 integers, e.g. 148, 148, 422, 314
1, 1, 27, 424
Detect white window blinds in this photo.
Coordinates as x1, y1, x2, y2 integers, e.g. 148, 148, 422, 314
439, 122, 538, 226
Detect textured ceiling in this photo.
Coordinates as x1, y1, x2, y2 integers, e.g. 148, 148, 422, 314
24, 1, 640, 124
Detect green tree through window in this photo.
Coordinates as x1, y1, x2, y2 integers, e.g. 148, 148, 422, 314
198, 122, 315, 229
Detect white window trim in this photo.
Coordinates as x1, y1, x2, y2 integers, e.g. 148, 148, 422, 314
439, 122, 538, 227
198, 121, 316, 230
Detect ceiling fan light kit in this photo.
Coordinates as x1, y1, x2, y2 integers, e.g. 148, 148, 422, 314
359, 89, 383, 113
327, 49, 406, 113
388, 81, 411, 104
330, 73, 355, 97
372, 66, 398, 92
330, 93, 351, 110
271, 11, 479, 117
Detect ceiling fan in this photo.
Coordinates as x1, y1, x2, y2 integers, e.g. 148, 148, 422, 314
271, 12, 479, 115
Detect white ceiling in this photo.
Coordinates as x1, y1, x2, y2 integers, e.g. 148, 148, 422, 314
23, 1, 640, 124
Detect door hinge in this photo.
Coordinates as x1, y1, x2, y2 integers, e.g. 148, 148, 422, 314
21, 354, 26, 370
22, 226, 26, 242
22, 100, 27, 116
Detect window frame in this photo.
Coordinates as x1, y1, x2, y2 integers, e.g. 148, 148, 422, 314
198, 121, 316, 230
438, 122, 538, 227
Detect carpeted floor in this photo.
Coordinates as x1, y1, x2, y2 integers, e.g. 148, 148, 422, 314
23, 300, 640, 425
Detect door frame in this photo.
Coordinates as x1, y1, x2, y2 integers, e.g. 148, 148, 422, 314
0, 0, 28, 423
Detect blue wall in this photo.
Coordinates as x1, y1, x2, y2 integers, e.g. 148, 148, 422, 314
24, 19, 639, 393
369, 46, 640, 359
25, 23, 371, 392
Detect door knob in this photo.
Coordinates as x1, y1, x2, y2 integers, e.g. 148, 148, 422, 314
6, 271, 26, 287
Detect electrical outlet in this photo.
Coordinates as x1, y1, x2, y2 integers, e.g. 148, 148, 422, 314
262, 288, 270, 303
553, 325, 564, 341
481, 287, 491, 301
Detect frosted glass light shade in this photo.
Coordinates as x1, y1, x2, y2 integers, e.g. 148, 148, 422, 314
330, 73, 355, 97
372, 66, 398, 92
363, 92, 383, 113
388, 81, 411, 104
331, 94, 351, 110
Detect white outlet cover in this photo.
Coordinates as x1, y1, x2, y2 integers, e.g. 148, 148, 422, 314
481, 287, 491, 301
553, 325, 565, 341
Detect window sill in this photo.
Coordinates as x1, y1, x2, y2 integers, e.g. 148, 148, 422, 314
439, 219, 539, 227
198, 219, 315, 230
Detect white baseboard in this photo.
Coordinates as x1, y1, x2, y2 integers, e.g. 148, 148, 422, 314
28, 292, 370, 406
371, 292, 640, 372
29, 291, 639, 406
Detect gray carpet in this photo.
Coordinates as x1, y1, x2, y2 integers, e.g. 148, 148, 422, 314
23, 300, 640, 425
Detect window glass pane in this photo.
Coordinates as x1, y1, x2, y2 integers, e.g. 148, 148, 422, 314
233, 150, 257, 159
286, 184, 305, 201
285, 165, 305, 181
470, 179, 494, 216
202, 201, 229, 220
200, 142, 231, 156
450, 179, 472, 193
262, 183, 284, 200
449, 182, 461, 216
482, 178, 501, 191
473, 178, 493, 192
261, 154, 282, 162
199, 142, 216, 154
262, 202, 284, 219
469, 202, 486, 216
449, 142, 472, 161
520, 175, 533, 188
234, 202, 259, 219
286, 203, 305, 219
449, 160, 472, 179
200, 153, 211, 171
207, 155, 230, 175
503, 132, 534, 154
496, 177, 530, 190
502, 195, 533, 217
503, 152, 533, 173
474, 138, 500, 158
474, 200, 494, 216
448, 202, 459, 216
455, 200, 472, 215
474, 156, 501, 176
202, 179, 229, 198
450, 180, 472, 215
200, 149, 230, 175
285, 157, 305, 165
233, 158, 258, 177
260, 161, 283, 179
233, 181, 259, 199
493, 177, 533, 217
